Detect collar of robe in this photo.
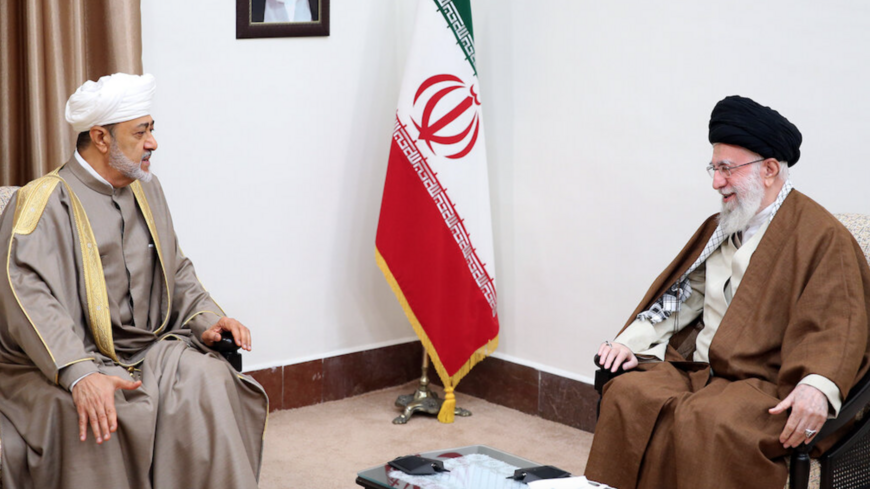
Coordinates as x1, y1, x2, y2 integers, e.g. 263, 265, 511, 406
10, 168, 170, 366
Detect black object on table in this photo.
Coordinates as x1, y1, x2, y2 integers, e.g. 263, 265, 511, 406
389, 455, 450, 475
508, 465, 572, 482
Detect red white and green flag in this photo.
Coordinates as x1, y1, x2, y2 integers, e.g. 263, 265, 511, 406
375, 0, 498, 423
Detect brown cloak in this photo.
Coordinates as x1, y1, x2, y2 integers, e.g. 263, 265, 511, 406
585, 191, 870, 489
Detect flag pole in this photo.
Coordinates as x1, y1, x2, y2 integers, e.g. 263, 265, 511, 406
392, 348, 472, 424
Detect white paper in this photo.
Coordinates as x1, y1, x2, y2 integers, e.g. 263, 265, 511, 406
527, 476, 615, 489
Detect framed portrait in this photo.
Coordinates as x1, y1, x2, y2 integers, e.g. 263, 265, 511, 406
236, 0, 330, 39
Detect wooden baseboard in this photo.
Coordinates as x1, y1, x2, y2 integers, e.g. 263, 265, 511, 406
426, 356, 599, 433
247, 342, 599, 433
246, 341, 424, 411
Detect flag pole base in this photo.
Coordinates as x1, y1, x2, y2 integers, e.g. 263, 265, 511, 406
392, 351, 472, 424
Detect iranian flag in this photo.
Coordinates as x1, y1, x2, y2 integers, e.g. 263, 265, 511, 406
375, 0, 498, 423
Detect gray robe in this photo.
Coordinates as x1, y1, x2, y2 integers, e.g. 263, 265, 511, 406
0, 156, 268, 489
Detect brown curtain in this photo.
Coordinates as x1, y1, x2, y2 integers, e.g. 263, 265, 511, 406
0, 0, 143, 186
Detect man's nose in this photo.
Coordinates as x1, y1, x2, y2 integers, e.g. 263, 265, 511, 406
145, 132, 158, 151
711, 170, 727, 190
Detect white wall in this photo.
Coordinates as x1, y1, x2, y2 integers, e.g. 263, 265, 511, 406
478, 0, 870, 382
141, 0, 418, 370
142, 1, 870, 380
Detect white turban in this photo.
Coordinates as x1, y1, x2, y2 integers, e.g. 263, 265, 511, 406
65, 73, 156, 133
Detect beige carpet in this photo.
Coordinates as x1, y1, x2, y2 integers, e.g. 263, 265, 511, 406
259, 382, 594, 488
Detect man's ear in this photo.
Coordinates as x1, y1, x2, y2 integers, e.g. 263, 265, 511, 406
764, 159, 781, 180
89, 126, 112, 154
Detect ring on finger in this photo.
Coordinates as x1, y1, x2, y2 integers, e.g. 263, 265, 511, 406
805, 428, 817, 439
605, 341, 612, 348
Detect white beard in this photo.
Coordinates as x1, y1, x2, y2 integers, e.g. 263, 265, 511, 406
109, 141, 152, 183
718, 168, 765, 236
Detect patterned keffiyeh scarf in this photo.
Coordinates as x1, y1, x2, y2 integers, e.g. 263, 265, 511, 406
636, 180, 794, 324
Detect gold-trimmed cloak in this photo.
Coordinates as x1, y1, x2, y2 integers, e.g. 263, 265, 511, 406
0, 156, 268, 489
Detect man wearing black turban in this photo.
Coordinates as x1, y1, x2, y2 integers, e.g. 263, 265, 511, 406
585, 96, 870, 489
708, 95, 802, 167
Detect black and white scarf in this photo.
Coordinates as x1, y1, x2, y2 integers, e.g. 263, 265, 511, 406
636, 180, 794, 324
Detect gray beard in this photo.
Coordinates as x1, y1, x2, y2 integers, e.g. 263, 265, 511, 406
718, 169, 765, 236
109, 142, 152, 183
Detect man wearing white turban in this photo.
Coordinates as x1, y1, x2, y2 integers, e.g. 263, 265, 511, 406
0, 73, 268, 489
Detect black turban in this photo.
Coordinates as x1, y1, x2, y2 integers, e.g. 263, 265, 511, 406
708, 95, 802, 166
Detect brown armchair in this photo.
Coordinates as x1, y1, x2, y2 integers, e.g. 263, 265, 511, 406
593, 213, 870, 489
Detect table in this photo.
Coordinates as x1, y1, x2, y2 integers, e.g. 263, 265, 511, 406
356, 445, 539, 489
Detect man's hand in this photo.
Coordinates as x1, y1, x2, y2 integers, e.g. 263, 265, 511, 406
71, 373, 142, 444
597, 341, 639, 373
769, 384, 829, 448
201, 317, 252, 352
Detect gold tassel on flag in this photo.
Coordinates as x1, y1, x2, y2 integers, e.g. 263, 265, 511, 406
438, 386, 456, 423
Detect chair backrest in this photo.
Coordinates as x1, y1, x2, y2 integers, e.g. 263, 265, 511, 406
836, 214, 870, 265
0, 187, 18, 215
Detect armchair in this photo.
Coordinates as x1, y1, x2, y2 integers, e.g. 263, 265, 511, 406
593, 213, 870, 489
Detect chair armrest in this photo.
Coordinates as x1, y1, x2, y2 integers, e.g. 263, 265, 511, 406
809, 371, 870, 446
593, 354, 628, 395
789, 370, 870, 489
210, 331, 243, 372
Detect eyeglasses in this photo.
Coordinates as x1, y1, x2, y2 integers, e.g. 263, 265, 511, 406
706, 158, 765, 178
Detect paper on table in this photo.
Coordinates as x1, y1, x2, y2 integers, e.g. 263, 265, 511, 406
387, 453, 526, 489
527, 476, 615, 489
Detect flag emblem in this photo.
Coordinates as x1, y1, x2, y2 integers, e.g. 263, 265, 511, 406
411, 74, 481, 160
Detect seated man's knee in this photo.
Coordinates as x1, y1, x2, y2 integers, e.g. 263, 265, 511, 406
180, 350, 238, 388
601, 371, 650, 407
672, 391, 742, 440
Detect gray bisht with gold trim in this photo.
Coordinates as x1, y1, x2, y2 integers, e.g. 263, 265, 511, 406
0, 156, 267, 489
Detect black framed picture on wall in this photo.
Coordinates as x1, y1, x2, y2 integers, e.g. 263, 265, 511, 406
236, 0, 330, 39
